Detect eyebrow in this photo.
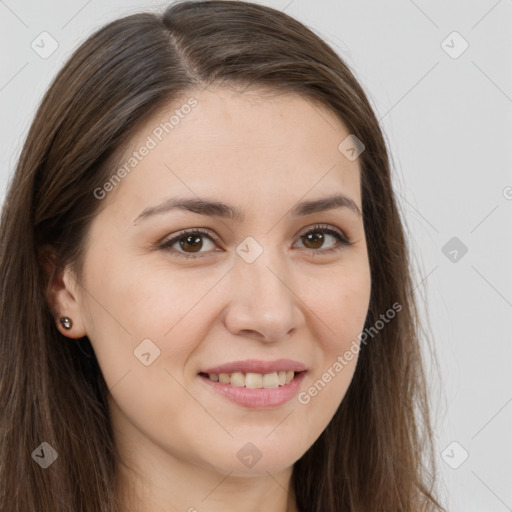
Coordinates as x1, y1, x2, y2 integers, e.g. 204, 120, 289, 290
133, 193, 362, 225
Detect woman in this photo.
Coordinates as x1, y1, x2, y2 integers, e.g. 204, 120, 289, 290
0, 1, 446, 511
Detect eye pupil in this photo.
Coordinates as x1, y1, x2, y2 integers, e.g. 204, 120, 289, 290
303, 232, 324, 249
180, 235, 203, 252
164, 226, 346, 259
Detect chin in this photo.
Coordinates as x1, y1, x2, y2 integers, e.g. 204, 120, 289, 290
198, 436, 307, 477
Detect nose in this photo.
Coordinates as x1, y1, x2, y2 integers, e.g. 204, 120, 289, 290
222, 249, 306, 342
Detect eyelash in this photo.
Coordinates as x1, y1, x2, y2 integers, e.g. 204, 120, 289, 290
159, 224, 353, 260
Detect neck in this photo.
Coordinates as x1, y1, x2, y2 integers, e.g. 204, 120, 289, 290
115, 458, 299, 512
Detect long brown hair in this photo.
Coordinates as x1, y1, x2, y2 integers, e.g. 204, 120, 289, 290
0, 1, 446, 510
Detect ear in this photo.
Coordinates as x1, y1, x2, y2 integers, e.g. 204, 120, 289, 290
39, 245, 87, 339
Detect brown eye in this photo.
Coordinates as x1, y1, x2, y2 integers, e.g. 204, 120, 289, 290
160, 229, 218, 258
160, 224, 352, 260
301, 231, 327, 250
295, 225, 351, 253
178, 234, 204, 253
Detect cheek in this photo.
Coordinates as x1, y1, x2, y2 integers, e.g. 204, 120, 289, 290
83, 252, 218, 345
304, 260, 371, 349
296, 261, 370, 419
80, 259, 221, 447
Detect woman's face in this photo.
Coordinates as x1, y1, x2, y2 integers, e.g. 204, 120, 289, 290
62, 86, 371, 478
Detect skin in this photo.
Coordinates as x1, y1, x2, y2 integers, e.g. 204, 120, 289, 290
46, 86, 371, 512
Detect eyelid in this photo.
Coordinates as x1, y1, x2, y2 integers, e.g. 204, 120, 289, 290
296, 223, 349, 243
159, 228, 220, 257
159, 223, 352, 259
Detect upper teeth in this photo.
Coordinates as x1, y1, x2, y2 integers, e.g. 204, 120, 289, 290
207, 371, 295, 388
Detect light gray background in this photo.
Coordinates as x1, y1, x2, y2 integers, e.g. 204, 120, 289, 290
1, 1, 511, 510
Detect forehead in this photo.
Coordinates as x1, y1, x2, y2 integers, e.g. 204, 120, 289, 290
101, 86, 361, 217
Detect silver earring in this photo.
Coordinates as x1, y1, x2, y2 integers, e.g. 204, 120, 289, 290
60, 317, 73, 330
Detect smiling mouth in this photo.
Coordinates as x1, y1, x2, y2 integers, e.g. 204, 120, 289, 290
198, 371, 303, 389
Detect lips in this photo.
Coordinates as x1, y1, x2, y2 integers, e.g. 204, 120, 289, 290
198, 365, 307, 408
